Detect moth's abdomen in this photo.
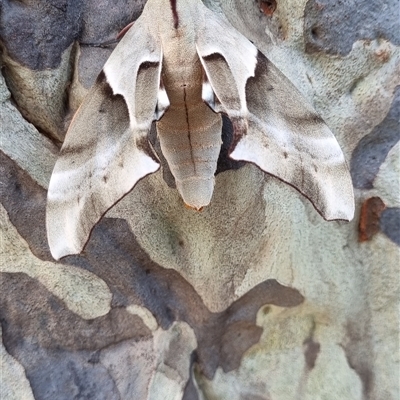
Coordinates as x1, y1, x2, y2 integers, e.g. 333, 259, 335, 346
158, 110, 222, 210
156, 67, 222, 210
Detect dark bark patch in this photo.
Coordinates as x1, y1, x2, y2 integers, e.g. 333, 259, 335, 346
304, 0, 400, 56
343, 320, 374, 398
380, 207, 400, 246
0, 0, 83, 69
220, 321, 263, 372
0, 0, 146, 70
351, 86, 400, 189
182, 352, 200, 400
0, 151, 52, 260
303, 337, 321, 370
0, 273, 151, 351
0, 272, 151, 400
2, 153, 304, 384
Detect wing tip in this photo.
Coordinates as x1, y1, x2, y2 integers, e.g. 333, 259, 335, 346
322, 198, 355, 222
319, 177, 355, 222
46, 210, 85, 261
49, 241, 83, 261
323, 207, 355, 222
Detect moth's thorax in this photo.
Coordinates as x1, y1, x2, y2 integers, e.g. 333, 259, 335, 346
144, 0, 205, 88
159, 14, 198, 86
144, 0, 201, 33
155, 0, 204, 111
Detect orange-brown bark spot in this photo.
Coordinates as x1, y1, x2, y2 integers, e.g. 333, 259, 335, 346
358, 196, 386, 242
258, 0, 277, 16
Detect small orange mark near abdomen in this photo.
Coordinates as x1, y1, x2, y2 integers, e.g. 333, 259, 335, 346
184, 202, 204, 212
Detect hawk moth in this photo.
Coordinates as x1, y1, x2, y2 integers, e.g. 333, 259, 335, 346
46, 0, 354, 260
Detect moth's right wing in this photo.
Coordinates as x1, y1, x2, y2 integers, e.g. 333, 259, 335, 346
195, 7, 354, 221
46, 20, 164, 260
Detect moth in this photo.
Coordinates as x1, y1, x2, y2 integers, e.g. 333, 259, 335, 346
46, 0, 355, 260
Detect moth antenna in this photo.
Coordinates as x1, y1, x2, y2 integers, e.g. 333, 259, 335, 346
80, 22, 135, 48
117, 22, 135, 40
80, 38, 119, 48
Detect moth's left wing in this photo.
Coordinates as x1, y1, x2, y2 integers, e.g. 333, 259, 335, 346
47, 19, 164, 260
195, 9, 354, 221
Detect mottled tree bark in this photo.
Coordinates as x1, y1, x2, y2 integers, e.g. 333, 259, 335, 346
1, 0, 399, 399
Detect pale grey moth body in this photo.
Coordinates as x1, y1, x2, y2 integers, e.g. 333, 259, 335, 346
46, 0, 355, 260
